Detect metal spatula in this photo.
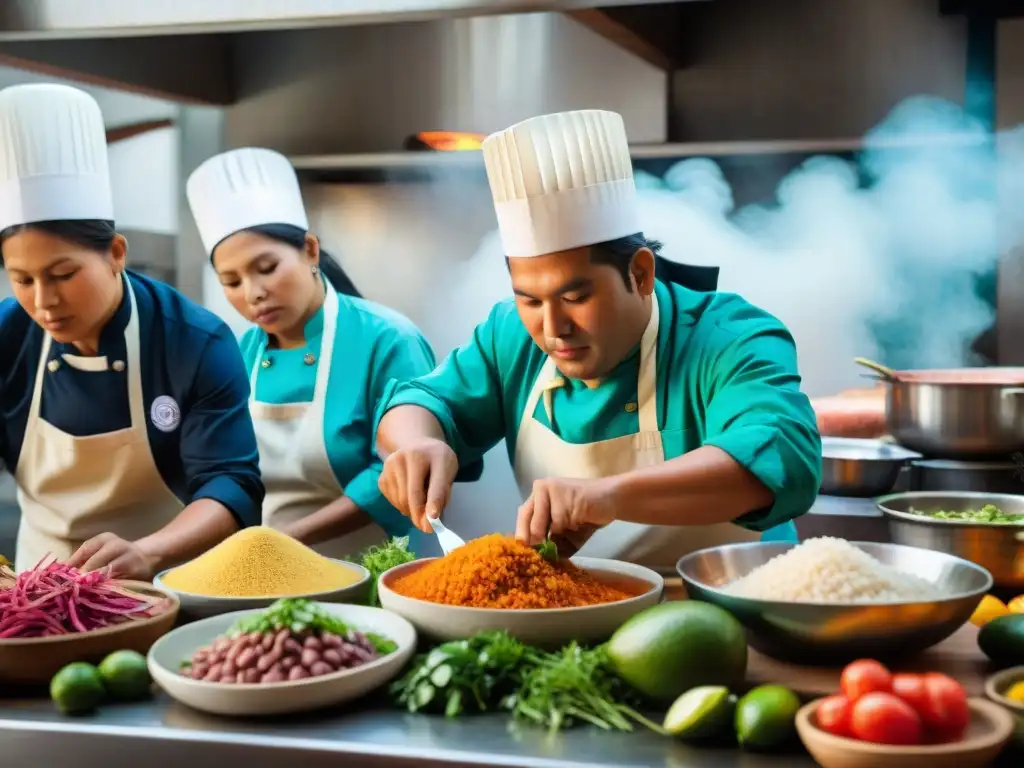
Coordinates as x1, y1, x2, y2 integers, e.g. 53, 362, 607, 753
427, 516, 466, 554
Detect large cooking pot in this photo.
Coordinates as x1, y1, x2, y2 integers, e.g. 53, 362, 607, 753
855, 359, 1024, 459
877, 491, 1024, 590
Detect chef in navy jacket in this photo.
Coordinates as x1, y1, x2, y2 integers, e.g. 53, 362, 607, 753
0, 84, 264, 578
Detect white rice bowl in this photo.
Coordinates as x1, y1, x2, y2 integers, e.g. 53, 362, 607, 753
724, 536, 942, 603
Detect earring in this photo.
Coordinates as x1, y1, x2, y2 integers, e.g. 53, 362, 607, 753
311, 265, 319, 275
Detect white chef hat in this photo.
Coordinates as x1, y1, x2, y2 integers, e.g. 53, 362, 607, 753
0, 83, 114, 233
482, 109, 640, 259
186, 147, 309, 256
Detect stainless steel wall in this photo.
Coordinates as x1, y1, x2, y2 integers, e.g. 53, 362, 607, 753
997, 17, 1024, 365
670, 0, 968, 142
223, 12, 669, 154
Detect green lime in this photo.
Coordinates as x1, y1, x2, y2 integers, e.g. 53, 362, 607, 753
98, 650, 152, 701
978, 613, 1024, 667
50, 662, 106, 715
734, 684, 801, 750
607, 601, 748, 702
663, 685, 735, 740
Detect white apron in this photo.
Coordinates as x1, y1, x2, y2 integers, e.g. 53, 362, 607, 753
250, 285, 384, 560
513, 292, 760, 574
14, 279, 184, 572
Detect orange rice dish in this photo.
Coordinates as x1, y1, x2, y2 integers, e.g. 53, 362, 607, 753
390, 533, 645, 609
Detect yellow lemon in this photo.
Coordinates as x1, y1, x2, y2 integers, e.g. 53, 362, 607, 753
1005, 680, 1024, 704
970, 594, 1009, 627
1008, 595, 1024, 614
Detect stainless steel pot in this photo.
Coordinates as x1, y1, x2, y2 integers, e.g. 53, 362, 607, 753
820, 437, 920, 497
877, 491, 1024, 589
855, 360, 1024, 458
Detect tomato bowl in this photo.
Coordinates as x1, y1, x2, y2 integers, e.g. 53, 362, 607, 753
795, 695, 1014, 768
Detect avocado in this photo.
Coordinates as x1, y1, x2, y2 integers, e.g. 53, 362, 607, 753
978, 613, 1024, 667
606, 601, 748, 702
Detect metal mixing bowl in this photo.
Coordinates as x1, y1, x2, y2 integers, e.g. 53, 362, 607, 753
820, 437, 921, 497
877, 491, 1024, 590
677, 541, 991, 665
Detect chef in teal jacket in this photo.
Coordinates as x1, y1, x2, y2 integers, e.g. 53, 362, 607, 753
374, 110, 821, 571
187, 147, 457, 558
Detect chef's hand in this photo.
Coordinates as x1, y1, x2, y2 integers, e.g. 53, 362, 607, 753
516, 477, 617, 547
67, 533, 158, 581
378, 438, 459, 534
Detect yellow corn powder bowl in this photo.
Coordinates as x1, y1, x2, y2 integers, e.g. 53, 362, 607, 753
154, 527, 371, 622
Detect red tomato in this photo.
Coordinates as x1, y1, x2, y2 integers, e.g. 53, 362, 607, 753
815, 695, 853, 737
919, 673, 969, 736
840, 659, 893, 702
891, 673, 929, 714
850, 692, 923, 745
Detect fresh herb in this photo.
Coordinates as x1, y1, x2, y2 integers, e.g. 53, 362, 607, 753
392, 631, 531, 717
511, 643, 665, 735
391, 630, 663, 735
535, 538, 558, 563
353, 537, 417, 606
227, 598, 397, 655
910, 504, 1024, 525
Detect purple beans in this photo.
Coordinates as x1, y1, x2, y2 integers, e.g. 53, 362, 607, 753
182, 628, 381, 684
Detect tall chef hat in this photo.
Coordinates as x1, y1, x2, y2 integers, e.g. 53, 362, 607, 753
482, 109, 640, 259
186, 147, 308, 256
0, 83, 114, 232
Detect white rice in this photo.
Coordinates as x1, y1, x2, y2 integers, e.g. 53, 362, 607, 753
724, 537, 942, 603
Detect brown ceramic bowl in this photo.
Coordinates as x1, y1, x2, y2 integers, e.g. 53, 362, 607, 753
0, 581, 179, 685
984, 666, 1024, 715
795, 696, 1014, 768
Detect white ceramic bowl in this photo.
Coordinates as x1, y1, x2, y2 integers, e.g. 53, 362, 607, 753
377, 556, 664, 647
153, 560, 371, 622
148, 602, 416, 716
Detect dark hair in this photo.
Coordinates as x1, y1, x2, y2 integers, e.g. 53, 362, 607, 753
215, 223, 362, 298
589, 233, 663, 292
503, 232, 663, 292
0, 219, 117, 262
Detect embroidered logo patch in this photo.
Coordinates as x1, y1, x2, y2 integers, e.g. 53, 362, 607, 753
151, 395, 181, 433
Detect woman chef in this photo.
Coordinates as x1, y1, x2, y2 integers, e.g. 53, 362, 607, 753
186, 147, 464, 558
0, 84, 264, 577
374, 109, 822, 571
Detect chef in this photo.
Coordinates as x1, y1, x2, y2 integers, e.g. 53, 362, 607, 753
0, 83, 264, 577
374, 109, 821, 570
187, 147, 472, 558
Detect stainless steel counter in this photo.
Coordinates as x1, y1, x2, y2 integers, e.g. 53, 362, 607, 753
0, 692, 819, 768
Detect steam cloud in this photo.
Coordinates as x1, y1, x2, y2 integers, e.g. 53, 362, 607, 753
433, 95, 1018, 398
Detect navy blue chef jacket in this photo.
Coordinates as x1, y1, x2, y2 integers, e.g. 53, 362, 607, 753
0, 270, 265, 527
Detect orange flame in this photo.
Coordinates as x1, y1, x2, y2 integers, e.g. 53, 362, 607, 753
410, 131, 485, 151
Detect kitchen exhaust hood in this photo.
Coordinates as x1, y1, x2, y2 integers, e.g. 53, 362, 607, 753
0, 0, 691, 40
289, 132, 991, 183
0, 1, 699, 106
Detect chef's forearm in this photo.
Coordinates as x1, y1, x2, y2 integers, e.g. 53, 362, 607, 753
134, 499, 239, 573
375, 405, 446, 457
281, 496, 372, 547
606, 445, 774, 527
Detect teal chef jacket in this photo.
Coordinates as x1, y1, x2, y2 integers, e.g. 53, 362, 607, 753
238, 293, 459, 552
374, 279, 822, 539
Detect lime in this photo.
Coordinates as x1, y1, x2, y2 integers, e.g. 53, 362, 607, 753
978, 613, 1024, 666
50, 662, 106, 715
607, 601, 747, 702
734, 684, 801, 750
98, 650, 152, 701
663, 685, 735, 740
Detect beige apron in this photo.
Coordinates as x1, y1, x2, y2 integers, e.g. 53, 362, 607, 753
513, 292, 760, 574
250, 285, 384, 560
14, 279, 184, 572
